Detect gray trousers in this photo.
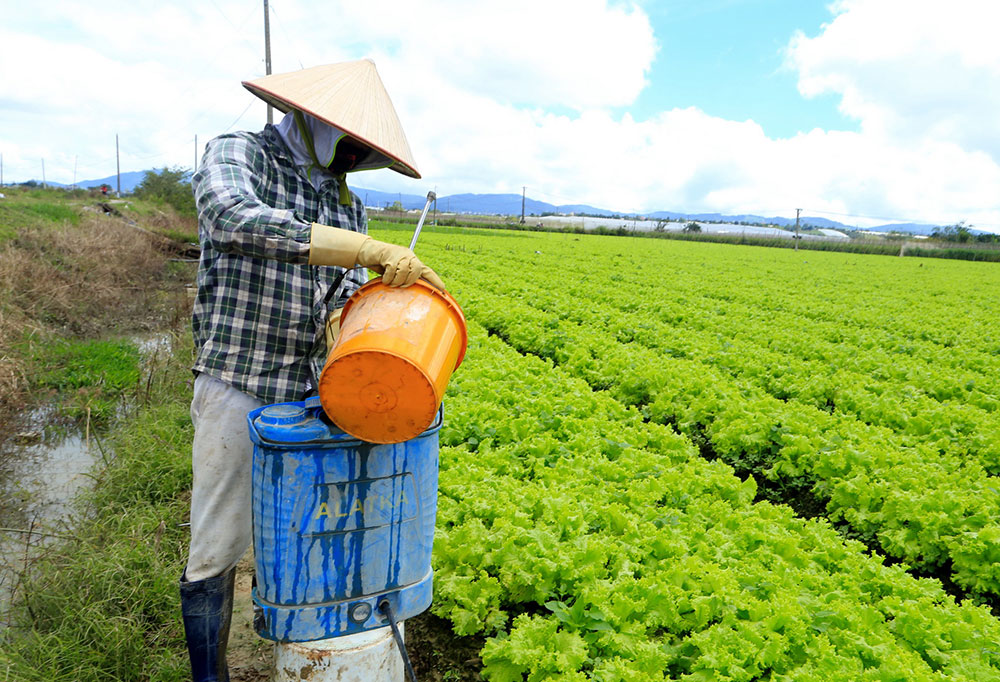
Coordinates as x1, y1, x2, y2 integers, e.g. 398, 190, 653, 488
185, 374, 265, 582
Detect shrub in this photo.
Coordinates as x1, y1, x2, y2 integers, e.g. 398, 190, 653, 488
134, 167, 196, 216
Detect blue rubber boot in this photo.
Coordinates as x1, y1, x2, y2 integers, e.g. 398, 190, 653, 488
180, 568, 235, 682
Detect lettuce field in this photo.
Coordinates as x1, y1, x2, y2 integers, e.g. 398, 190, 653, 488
374, 222, 1000, 681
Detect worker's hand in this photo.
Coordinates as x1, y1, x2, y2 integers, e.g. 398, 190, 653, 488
309, 223, 445, 290
356, 239, 446, 290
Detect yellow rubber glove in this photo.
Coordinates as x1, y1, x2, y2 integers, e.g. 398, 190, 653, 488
309, 223, 446, 290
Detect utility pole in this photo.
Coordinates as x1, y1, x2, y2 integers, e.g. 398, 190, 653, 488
116, 134, 121, 197
794, 207, 801, 251
433, 186, 437, 225
264, 0, 273, 124
520, 186, 526, 224
194, 134, 199, 172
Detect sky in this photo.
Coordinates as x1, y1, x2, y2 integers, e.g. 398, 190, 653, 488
3, 0, 1000, 232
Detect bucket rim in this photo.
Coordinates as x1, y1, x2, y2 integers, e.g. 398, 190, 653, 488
342, 278, 468, 368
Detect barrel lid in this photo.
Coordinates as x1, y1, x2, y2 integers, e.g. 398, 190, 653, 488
257, 404, 307, 425
251, 401, 332, 444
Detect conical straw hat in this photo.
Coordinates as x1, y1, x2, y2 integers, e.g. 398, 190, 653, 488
243, 59, 420, 178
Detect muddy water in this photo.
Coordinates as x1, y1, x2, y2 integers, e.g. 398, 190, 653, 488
0, 333, 173, 626
0, 408, 98, 623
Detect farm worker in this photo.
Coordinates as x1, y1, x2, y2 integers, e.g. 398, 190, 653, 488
182, 59, 443, 682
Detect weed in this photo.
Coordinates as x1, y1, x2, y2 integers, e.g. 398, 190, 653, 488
0, 336, 194, 681
27, 338, 141, 424
23, 203, 79, 225
0, 188, 194, 441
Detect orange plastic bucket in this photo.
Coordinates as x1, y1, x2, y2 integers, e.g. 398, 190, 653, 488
318, 279, 467, 444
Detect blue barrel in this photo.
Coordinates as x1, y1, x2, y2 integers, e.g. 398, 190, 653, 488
248, 396, 439, 642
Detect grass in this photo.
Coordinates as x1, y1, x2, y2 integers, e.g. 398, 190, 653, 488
0, 188, 84, 242
27, 338, 142, 424
116, 200, 198, 245
0, 187, 198, 679
1, 334, 195, 681
22, 202, 80, 225
0, 193, 192, 421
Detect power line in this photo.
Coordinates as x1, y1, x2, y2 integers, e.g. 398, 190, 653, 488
206, 0, 261, 53
223, 97, 258, 133
268, 0, 305, 70
264, 0, 273, 124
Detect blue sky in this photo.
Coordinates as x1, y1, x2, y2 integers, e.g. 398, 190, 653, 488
2, 1, 1000, 231
635, 1, 852, 137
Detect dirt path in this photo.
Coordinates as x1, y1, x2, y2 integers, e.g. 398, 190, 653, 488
229, 553, 273, 681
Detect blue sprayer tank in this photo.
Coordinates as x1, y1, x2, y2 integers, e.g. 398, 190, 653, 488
247, 396, 440, 642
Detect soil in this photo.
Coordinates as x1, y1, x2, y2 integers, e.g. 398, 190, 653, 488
227, 551, 485, 682
229, 553, 272, 681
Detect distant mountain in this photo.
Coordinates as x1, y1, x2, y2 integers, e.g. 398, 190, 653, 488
354, 187, 428, 210
551, 204, 616, 216
356, 188, 618, 217
20, 171, 151, 193
27, 172, 953, 235
355, 188, 954, 234
76, 171, 148, 192
858, 222, 939, 236
439, 193, 549, 215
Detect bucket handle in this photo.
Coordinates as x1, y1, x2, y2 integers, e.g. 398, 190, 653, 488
322, 267, 358, 308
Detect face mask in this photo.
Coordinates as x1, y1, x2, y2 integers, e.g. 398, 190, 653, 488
328, 137, 368, 174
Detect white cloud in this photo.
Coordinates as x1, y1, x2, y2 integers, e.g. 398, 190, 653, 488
2, 0, 999, 232
297, 0, 657, 110
788, 0, 1000, 160
306, 0, 1000, 230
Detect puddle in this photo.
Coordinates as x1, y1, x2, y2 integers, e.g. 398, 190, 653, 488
134, 332, 173, 359
0, 333, 173, 626
0, 407, 97, 625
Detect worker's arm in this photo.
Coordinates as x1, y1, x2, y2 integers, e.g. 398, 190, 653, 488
193, 134, 318, 263
194, 135, 445, 289
309, 223, 445, 290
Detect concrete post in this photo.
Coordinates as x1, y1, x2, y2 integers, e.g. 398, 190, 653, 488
272, 624, 405, 681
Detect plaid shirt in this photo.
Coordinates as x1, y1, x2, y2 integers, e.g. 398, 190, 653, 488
191, 125, 367, 404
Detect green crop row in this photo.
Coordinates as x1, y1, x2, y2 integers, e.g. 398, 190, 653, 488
431, 321, 1000, 681
448, 246, 1000, 475
392, 224, 1000, 594
448, 276, 1000, 596
420, 226, 1000, 382
486, 235, 1000, 402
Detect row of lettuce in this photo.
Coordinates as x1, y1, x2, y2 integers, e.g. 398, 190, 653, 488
432, 321, 1000, 680
507, 250, 1000, 472
361, 223, 1000, 681
417, 227, 1000, 601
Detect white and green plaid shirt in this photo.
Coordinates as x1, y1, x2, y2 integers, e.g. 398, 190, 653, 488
191, 125, 367, 404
